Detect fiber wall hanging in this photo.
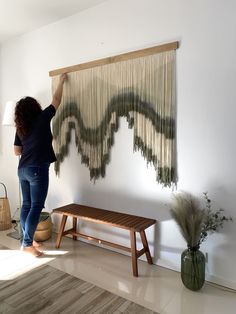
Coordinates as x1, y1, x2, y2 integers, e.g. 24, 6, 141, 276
50, 41, 178, 187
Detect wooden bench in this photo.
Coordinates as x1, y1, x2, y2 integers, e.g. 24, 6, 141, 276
53, 203, 156, 277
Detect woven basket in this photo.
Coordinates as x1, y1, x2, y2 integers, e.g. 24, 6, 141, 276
34, 212, 53, 241
0, 182, 12, 231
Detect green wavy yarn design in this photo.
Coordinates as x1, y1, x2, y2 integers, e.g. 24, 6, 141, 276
52, 93, 176, 186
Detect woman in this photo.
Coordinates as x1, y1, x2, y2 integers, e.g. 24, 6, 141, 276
14, 73, 67, 256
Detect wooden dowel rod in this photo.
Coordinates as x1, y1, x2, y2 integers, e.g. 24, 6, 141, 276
49, 41, 179, 77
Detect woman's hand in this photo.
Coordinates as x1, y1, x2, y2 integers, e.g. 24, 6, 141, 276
59, 73, 68, 84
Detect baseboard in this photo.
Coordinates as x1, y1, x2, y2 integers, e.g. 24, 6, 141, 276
157, 258, 236, 291
205, 273, 236, 291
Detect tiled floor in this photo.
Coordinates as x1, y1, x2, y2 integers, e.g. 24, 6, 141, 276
0, 230, 235, 314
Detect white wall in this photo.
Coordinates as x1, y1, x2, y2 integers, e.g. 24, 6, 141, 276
0, 0, 236, 289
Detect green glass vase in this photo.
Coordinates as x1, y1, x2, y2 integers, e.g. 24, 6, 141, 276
181, 247, 205, 291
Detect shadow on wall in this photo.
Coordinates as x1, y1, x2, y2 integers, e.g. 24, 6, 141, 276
73, 184, 235, 266
73, 188, 172, 221
71, 188, 174, 264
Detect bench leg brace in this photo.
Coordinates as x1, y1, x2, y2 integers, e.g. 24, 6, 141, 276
140, 230, 153, 264
56, 215, 67, 248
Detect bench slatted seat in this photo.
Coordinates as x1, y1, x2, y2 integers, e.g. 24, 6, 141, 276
53, 203, 156, 277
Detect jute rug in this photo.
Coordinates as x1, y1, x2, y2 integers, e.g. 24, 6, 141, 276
0, 264, 158, 313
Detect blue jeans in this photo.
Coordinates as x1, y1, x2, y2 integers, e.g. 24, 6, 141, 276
18, 164, 50, 247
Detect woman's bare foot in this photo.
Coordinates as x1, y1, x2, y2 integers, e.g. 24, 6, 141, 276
21, 246, 43, 257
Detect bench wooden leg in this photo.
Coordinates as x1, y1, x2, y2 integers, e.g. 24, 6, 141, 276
130, 230, 138, 277
140, 230, 153, 264
73, 217, 77, 241
56, 215, 67, 248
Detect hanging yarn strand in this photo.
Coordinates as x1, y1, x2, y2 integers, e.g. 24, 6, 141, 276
51, 46, 177, 187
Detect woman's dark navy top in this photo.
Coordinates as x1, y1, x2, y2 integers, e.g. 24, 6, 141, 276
14, 105, 57, 168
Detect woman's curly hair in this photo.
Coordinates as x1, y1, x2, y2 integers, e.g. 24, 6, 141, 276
15, 97, 42, 137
